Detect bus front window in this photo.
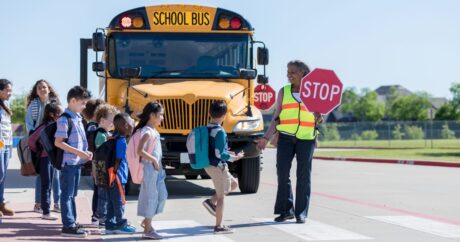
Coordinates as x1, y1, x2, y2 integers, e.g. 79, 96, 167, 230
108, 33, 250, 79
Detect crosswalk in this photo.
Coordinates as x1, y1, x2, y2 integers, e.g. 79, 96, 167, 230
252, 218, 371, 241
366, 215, 460, 238
101, 216, 460, 241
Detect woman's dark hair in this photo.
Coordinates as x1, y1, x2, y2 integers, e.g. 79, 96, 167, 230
41, 101, 62, 125
26, 79, 60, 107
134, 101, 163, 133
287, 60, 311, 76
0, 79, 12, 116
209, 100, 227, 118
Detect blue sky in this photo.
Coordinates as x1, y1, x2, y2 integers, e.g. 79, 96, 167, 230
1, 0, 459, 100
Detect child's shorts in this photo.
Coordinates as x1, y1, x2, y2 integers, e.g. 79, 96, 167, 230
204, 164, 236, 197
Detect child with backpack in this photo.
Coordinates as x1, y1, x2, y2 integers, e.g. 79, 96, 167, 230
28, 101, 63, 220
54, 86, 92, 237
103, 113, 136, 234
91, 104, 118, 227
82, 98, 106, 225
135, 102, 167, 240
202, 100, 244, 234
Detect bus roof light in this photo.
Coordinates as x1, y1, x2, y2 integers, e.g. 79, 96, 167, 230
218, 17, 230, 29
120, 16, 133, 28
230, 17, 242, 29
132, 16, 145, 28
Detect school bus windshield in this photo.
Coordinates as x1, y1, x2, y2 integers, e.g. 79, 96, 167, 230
108, 33, 250, 79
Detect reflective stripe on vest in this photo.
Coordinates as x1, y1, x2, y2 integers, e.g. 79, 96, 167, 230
276, 84, 316, 140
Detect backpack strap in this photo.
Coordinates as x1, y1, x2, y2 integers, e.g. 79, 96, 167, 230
60, 112, 73, 142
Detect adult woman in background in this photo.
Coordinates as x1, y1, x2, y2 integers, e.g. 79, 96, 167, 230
25, 79, 61, 213
0, 78, 14, 217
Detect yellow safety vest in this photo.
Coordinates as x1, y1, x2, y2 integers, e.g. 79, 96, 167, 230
276, 84, 316, 140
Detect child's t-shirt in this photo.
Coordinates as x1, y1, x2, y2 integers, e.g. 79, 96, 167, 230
55, 109, 88, 167
95, 131, 109, 149
115, 135, 128, 184
208, 122, 237, 166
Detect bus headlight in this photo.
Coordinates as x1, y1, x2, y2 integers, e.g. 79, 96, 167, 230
233, 119, 260, 132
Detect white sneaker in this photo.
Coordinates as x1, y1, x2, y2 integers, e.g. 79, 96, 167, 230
42, 213, 58, 220
143, 230, 163, 240
33, 204, 42, 213
53, 204, 61, 213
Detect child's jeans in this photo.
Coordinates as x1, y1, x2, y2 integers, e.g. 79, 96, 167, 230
60, 164, 81, 228
105, 181, 127, 230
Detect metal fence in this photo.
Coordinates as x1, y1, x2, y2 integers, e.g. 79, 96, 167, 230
262, 114, 460, 148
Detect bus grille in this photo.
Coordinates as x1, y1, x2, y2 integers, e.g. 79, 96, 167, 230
158, 99, 219, 131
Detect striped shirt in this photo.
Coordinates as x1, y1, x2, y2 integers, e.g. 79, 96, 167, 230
54, 108, 88, 166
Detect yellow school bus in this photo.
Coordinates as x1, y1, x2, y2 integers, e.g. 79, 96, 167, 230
81, 4, 269, 194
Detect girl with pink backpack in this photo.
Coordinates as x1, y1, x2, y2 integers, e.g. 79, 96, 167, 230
129, 102, 167, 240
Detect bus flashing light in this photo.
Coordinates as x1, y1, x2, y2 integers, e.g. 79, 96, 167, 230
218, 17, 230, 29
120, 16, 133, 28
230, 17, 242, 29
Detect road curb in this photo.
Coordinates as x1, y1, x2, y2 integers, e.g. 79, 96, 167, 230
314, 156, 460, 168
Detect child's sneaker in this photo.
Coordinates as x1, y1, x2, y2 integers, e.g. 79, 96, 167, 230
143, 230, 163, 240
33, 203, 42, 213
61, 225, 88, 238
110, 224, 136, 234
214, 225, 234, 234
91, 215, 99, 225
202, 199, 216, 216
53, 203, 61, 213
42, 213, 58, 220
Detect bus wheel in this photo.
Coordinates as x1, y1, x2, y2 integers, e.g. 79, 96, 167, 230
125, 176, 140, 195
200, 174, 211, 179
238, 157, 261, 194
185, 175, 198, 180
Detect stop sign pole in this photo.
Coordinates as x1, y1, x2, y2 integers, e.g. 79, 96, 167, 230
299, 68, 343, 115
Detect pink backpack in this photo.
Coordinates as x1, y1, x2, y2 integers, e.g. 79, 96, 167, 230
127, 128, 155, 184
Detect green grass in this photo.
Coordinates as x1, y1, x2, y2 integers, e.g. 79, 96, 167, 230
318, 139, 460, 149
315, 149, 460, 162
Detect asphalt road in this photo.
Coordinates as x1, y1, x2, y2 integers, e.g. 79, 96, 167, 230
3, 148, 460, 241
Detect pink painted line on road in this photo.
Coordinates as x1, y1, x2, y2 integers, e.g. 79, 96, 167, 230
314, 156, 460, 168
260, 181, 460, 226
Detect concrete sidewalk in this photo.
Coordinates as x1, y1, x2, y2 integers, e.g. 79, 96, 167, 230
0, 149, 102, 241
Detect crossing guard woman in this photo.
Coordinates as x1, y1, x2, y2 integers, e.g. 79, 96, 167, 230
257, 60, 323, 224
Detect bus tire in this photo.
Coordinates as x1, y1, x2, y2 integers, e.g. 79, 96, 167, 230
200, 174, 211, 179
125, 175, 140, 195
238, 157, 261, 194
185, 175, 198, 180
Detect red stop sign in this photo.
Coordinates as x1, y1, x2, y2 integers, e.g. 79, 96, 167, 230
254, 84, 276, 110
300, 68, 343, 114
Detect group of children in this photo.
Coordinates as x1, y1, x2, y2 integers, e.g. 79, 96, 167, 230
0, 80, 245, 239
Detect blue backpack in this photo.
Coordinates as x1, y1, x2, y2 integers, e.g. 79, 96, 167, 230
186, 126, 215, 169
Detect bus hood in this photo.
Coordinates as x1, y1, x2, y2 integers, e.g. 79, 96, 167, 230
130, 80, 246, 102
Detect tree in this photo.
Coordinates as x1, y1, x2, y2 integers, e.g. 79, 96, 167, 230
11, 94, 26, 128
450, 83, 460, 108
340, 87, 359, 114
387, 93, 431, 121
354, 89, 385, 121
435, 103, 459, 120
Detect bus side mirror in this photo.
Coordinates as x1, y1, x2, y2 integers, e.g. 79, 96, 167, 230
120, 67, 141, 79
92, 32, 105, 51
240, 69, 257, 79
92, 62, 105, 72
257, 47, 269, 65
257, 75, 269, 84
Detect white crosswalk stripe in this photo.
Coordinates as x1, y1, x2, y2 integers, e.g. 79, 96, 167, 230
366, 215, 460, 238
253, 218, 372, 241
102, 220, 235, 241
